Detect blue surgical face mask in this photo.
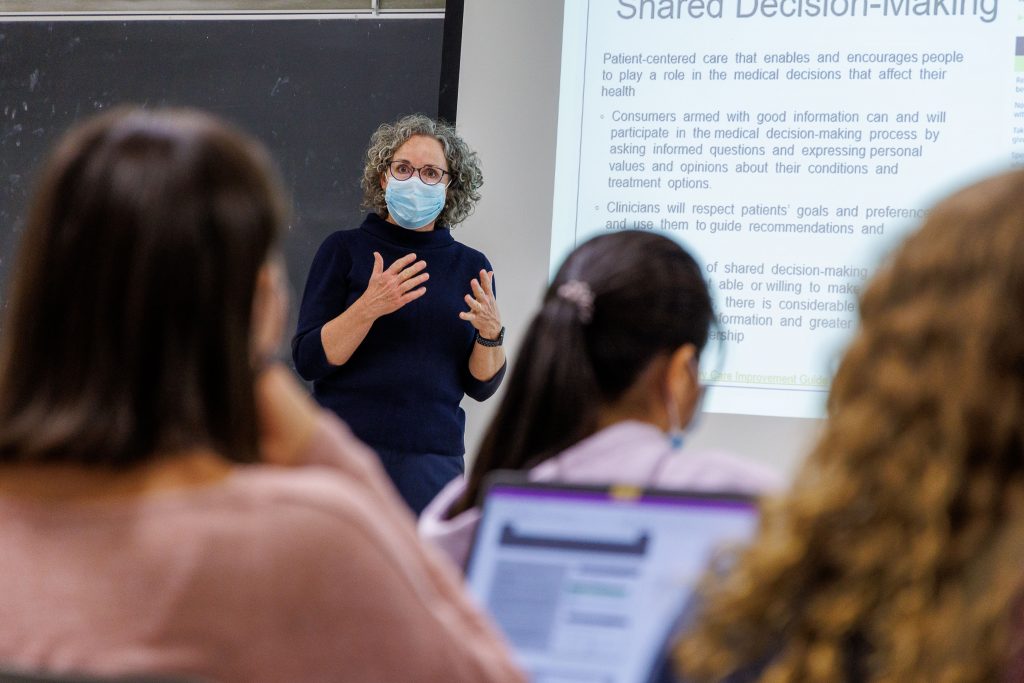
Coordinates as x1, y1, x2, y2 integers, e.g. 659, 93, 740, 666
385, 176, 446, 230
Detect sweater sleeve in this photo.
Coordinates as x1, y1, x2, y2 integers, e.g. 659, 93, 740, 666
463, 360, 507, 402
291, 232, 353, 381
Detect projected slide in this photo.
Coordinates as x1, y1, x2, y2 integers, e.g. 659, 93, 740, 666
552, 0, 1023, 418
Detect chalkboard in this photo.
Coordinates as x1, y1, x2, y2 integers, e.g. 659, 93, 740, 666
0, 17, 444, 328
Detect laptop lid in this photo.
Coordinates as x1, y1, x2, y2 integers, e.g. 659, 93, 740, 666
465, 473, 759, 683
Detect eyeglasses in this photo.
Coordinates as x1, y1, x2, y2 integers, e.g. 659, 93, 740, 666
387, 160, 451, 186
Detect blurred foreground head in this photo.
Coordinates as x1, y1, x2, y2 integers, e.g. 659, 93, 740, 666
678, 169, 1024, 682
0, 108, 286, 467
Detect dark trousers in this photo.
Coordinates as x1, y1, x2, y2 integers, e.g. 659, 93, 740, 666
376, 449, 465, 517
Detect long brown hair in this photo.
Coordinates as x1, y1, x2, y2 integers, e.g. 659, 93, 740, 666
676, 170, 1024, 682
0, 108, 286, 467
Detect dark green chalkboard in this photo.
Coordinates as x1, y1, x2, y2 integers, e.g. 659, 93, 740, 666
0, 17, 443, 326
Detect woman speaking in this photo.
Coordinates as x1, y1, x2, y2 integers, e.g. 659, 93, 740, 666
292, 114, 505, 514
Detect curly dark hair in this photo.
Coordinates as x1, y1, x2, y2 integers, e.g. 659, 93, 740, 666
675, 169, 1024, 682
360, 113, 483, 227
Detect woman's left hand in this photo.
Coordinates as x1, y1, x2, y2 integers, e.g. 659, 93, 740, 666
460, 269, 502, 339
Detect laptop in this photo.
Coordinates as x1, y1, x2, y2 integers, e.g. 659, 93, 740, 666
464, 473, 760, 683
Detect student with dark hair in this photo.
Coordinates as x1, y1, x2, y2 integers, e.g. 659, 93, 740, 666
420, 230, 780, 567
0, 108, 524, 683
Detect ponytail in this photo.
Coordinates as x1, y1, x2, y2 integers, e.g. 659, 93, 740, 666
450, 231, 713, 516
450, 296, 601, 515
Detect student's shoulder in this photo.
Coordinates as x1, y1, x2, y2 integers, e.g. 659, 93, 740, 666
222, 415, 398, 541
224, 464, 375, 535
658, 449, 785, 495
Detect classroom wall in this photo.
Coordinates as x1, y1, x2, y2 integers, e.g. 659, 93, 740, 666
455, 0, 816, 477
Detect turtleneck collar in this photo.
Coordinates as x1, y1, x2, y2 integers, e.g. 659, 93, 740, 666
359, 212, 455, 250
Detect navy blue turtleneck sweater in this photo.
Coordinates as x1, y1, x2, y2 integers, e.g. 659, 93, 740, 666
292, 213, 505, 457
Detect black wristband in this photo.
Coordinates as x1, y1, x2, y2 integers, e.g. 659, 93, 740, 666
475, 326, 505, 347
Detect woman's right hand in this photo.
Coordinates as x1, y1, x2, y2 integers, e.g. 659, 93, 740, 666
356, 252, 429, 319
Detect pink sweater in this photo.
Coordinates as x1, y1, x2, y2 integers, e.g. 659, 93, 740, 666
0, 414, 525, 683
420, 420, 785, 569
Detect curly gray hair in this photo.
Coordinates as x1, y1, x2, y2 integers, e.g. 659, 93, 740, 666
360, 114, 483, 228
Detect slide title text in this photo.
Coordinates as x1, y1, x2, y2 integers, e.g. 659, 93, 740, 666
616, 0, 998, 23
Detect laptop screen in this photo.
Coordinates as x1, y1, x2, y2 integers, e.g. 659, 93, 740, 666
465, 477, 759, 683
